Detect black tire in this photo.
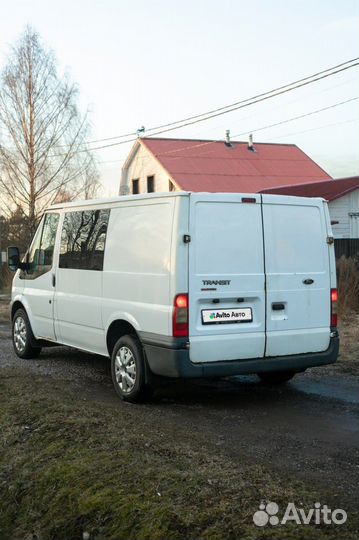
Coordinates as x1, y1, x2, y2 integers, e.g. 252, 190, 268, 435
111, 335, 148, 402
258, 370, 295, 385
12, 308, 42, 359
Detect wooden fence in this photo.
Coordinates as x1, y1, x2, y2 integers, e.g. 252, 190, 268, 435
334, 239, 359, 259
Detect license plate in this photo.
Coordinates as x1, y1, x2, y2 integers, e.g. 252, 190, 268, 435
202, 307, 253, 324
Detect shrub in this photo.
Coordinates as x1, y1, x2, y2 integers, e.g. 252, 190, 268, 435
0, 265, 12, 292
336, 255, 359, 314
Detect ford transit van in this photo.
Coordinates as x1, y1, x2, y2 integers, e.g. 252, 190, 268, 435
7, 192, 339, 402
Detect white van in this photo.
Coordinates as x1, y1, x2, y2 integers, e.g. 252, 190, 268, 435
7, 192, 339, 402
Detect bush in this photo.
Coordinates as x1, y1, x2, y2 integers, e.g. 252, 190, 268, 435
0, 265, 12, 292
336, 255, 359, 314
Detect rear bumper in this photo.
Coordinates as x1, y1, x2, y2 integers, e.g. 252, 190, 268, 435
142, 332, 339, 378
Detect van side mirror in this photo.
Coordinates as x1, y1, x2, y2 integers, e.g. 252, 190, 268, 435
7, 246, 26, 272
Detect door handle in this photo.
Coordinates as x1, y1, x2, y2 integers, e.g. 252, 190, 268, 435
52, 274, 56, 287
272, 303, 285, 311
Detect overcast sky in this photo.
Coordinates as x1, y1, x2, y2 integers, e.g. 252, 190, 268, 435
1, 0, 358, 195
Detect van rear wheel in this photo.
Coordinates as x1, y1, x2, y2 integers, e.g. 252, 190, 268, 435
12, 308, 42, 359
258, 371, 295, 385
111, 335, 147, 402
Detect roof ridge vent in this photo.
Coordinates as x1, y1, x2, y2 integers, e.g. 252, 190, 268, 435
248, 133, 256, 152
224, 129, 233, 148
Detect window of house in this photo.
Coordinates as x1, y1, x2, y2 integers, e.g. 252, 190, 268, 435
59, 209, 110, 271
132, 179, 139, 194
147, 175, 155, 193
26, 213, 60, 278
169, 180, 175, 192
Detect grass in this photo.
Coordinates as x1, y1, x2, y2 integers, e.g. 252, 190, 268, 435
0, 369, 358, 540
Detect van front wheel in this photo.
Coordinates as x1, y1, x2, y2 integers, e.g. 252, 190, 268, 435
111, 335, 147, 402
12, 309, 42, 359
258, 371, 295, 385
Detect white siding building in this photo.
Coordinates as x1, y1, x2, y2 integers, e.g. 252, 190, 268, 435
329, 190, 359, 239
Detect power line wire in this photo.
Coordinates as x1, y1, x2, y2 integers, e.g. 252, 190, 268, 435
96, 97, 357, 165
54, 58, 359, 153
134, 96, 359, 159
73, 57, 359, 147
141, 63, 359, 142
232, 97, 358, 138
52, 58, 359, 157
271, 118, 357, 140
144, 58, 359, 132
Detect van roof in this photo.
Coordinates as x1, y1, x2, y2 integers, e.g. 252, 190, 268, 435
48, 191, 191, 210
47, 191, 326, 211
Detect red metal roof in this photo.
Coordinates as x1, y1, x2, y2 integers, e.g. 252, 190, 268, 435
140, 137, 332, 192
260, 176, 359, 201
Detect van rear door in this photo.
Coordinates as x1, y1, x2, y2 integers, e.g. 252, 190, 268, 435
261, 195, 331, 357
188, 193, 265, 363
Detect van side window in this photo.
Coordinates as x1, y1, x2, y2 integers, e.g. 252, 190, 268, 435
59, 209, 110, 271
26, 213, 60, 278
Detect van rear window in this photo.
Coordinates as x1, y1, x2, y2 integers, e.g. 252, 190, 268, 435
59, 209, 110, 271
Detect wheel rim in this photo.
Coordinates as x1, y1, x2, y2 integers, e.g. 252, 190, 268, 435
114, 346, 136, 394
14, 316, 27, 353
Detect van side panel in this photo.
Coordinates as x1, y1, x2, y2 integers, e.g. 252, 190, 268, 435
55, 268, 104, 352
102, 199, 175, 339
262, 195, 331, 357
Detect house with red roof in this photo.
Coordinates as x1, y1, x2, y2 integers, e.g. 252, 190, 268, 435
120, 137, 359, 239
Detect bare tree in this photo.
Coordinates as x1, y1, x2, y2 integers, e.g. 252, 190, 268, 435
0, 26, 101, 239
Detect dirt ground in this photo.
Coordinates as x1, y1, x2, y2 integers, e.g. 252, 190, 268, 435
0, 295, 358, 540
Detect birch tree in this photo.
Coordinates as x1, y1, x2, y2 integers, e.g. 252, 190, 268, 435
0, 26, 100, 239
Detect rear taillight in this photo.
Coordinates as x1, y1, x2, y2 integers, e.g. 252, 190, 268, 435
173, 294, 188, 337
331, 288, 338, 327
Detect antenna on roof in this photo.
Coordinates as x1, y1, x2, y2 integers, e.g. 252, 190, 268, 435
225, 129, 232, 147
248, 133, 256, 152
137, 126, 145, 137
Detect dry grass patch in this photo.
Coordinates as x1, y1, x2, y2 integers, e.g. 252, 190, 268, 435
337, 256, 359, 314
337, 311, 359, 373
0, 370, 357, 540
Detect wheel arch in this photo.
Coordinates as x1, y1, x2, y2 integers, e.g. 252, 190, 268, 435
11, 300, 26, 320
106, 319, 141, 356
11, 298, 39, 342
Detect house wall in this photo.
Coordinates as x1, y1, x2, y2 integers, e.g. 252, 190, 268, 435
329, 188, 359, 239
120, 144, 177, 195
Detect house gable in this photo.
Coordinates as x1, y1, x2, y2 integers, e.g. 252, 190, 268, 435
120, 140, 180, 195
